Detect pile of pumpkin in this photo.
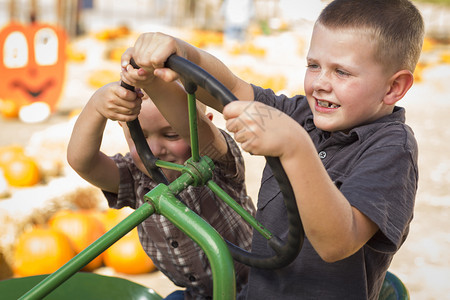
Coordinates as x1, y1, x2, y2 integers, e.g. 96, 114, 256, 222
12, 208, 156, 277
0, 145, 41, 196
232, 66, 288, 94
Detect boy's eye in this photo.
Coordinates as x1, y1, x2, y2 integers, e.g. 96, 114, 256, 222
336, 69, 350, 76
306, 64, 319, 70
165, 133, 180, 140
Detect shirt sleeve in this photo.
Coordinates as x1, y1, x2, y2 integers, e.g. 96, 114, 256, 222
213, 129, 245, 183
102, 153, 139, 209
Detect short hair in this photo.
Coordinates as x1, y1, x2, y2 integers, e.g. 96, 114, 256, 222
317, 0, 424, 73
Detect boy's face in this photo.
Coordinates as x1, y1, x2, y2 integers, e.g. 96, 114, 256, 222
304, 23, 394, 133
121, 99, 191, 182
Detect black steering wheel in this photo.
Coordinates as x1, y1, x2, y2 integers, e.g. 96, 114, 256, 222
121, 55, 304, 269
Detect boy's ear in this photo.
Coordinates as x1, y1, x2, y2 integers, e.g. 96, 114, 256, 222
206, 112, 213, 121
383, 70, 414, 105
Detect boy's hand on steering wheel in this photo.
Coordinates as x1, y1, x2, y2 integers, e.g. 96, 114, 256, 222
121, 33, 184, 85
93, 81, 142, 122
224, 101, 301, 158
121, 47, 156, 89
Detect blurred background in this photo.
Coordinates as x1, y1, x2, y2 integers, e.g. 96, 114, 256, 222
0, 0, 449, 299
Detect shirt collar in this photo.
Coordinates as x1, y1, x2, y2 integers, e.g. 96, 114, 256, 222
305, 106, 406, 143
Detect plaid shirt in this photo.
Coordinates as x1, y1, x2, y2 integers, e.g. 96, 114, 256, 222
104, 130, 255, 299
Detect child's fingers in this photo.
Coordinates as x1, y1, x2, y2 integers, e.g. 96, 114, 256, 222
121, 47, 134, 69
109, 96, 142, 121
120, 70, 145, 88
115, 81, 138, 100
223, 101, 279, 156
223, 101, 253, 121
134, 32, 172, 69
98, 100, 140, 122
224, 102, 249, 134
135, 88, 144, 99
117, 101, 141, 116
224, 102, 260, 143
153, 68, 180, 82
132, 32, 181, 80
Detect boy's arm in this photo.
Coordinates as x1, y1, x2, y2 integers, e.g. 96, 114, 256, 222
121, 38, 243, 160
67, 82, 141, 193
124, 33, 255, 109
223, 101, 379, 263
280, 133, 379, 262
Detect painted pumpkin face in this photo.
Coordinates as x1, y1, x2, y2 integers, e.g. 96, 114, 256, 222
0, 22, 66, 112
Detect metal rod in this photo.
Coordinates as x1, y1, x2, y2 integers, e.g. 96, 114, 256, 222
155, 160, 184, 172
207, 180, 273, 240
147, 185, 235, 300
188, 93, 200, 162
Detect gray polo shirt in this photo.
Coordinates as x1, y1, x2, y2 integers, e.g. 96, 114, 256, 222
239, 86, 418, 300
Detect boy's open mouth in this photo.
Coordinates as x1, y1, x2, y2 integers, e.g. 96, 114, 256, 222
317, 99, 340, 109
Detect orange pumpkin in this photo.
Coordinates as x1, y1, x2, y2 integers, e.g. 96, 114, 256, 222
87, 69, 120, 89
0, 144, 25, 168
0, 98, 20, 118
0, 22, 67, 113
96, 207, 133, 231
13, 227, 76, 277
104, 228, 156, 275
2, 153, 41, 187
49, 210, 106, 271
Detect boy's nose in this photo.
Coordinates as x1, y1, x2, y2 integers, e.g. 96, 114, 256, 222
312, 72, 331, 92
148, 139, 166, 158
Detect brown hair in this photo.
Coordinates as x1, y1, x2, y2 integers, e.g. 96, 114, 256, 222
317, 0, 424, 73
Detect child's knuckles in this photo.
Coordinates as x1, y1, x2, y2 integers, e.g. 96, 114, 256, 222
223, 102, 242, 118
167, 70, 180, 81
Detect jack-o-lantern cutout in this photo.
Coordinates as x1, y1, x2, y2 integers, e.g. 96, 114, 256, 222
0, 22, 66, 113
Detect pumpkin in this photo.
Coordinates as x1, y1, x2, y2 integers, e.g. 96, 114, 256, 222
13, 227, 76, 277
49, 210, 106, 271
0, 168, 10, 198
0, 144, 25, 168
422, 37, 436, 53
97, 207, 133, 231
0, 22, 67, 113
95, 26, 130, 41
188, 30, 223, 48
2, 153, 41, 187
413, 62, 426, 83
233, 67, 287, 93
66, 44, 86, 62
441, 51, 450, 64
104, 228, 156, 275
87, 69, 120, 89
107, 46, 128, 62
0, 98, 20, 118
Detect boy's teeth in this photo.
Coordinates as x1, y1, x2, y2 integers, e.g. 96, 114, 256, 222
318, 100, 339, 108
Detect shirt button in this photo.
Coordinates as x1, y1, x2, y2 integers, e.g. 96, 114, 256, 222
171, 241, 179, 248
318, 151, 327, 159
189, 275, 196, 282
